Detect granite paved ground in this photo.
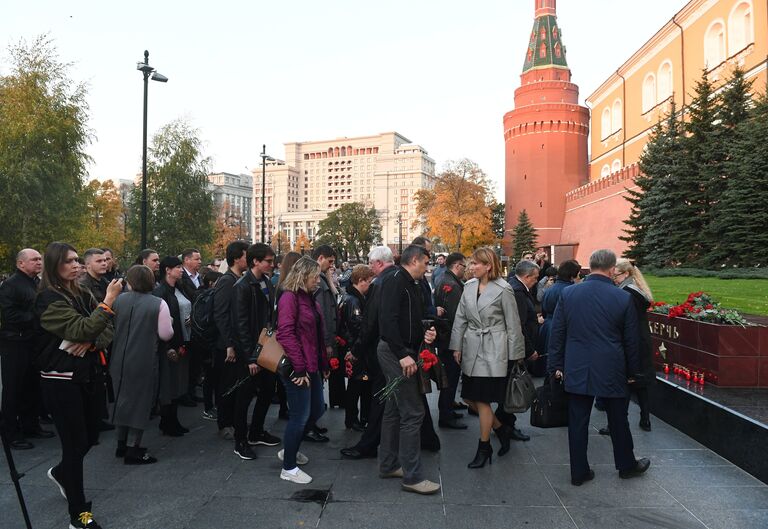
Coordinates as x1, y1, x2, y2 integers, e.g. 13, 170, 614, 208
2, 390, 767, 529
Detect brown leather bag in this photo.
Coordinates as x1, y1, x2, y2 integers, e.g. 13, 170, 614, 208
256, 327, 286, 373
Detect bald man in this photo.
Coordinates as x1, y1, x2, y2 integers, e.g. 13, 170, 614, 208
0, 249, 54, 449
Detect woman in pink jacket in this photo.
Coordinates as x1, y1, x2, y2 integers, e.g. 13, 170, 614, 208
276, 256, 329, 485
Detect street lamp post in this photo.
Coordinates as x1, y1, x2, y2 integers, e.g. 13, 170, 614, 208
397, 212, 403, 255
259, 144, 275, 243
136, 50, 168, 250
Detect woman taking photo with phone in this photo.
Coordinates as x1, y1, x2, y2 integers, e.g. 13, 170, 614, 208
36, 242, 122, 529
276, 256, 329, 485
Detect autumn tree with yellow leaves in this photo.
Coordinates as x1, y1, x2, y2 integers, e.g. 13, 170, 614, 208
72, 179, 126, 254
414, 159, 495, 252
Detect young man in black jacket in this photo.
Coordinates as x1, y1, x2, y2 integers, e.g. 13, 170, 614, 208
378, 245, 440, 495
211, 241, 249, 438
434, 252, 467, 430
230, 243, 281, 459
0, 248, 53, 449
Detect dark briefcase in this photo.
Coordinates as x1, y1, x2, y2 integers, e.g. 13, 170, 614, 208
529, 375, 568, 428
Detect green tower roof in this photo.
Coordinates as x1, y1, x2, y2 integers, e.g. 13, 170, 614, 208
522, 14, 568, 73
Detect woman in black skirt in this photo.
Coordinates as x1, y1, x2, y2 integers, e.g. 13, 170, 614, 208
449, 247, 526, 468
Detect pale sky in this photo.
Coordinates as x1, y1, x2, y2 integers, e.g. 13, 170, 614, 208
2, 0, 690, 200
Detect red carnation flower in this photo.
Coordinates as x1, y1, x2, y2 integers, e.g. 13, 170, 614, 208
419, 349, 439, 371
442, 285, 453, 293
329, 358, 340, 370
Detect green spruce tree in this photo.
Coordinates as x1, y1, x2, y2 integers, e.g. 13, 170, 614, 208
703, 67, 754, 265
623, 99, 686, 266
712, 87, 768, 267
510, 209, 537, 262
682, 70, 722, 264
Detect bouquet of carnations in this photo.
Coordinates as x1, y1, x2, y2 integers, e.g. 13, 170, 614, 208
649, 291, 748, 326
375, 348, 443, 402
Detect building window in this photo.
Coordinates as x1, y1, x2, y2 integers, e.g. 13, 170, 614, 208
657, 61, 673, 102
729, 1, 753, 55
642, 73, 656, 113
539, 42, 547, 58
704, 20, 727, 69
612, 99, 622, 133
601, 165, 611, 178
601, 107, 611, 139
611, 159, 622, 173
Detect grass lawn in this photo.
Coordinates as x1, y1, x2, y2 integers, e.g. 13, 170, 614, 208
645, 276, 768, 316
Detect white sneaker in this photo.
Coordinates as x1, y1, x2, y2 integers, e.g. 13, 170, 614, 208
277, 449, 309, 466
280, 468, 313, 484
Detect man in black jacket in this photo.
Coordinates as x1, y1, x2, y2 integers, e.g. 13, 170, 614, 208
178, 248, 205, 407
378, 245, 440, 495
0, 248, 53, 448
340, 246, 397, 460
79, 248, 108, 303
230, 243, 281, 459
211, 241, 249, 439
500, 259, 542, 442
434, 252, 467, 430
312, 245, 342, 411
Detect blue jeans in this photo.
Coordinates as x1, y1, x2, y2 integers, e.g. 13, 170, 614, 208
280, 371, 325, 470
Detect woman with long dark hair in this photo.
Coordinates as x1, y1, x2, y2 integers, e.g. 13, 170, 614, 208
110, 265, 174, 464
36, 242, 122, 529
153, 256, 189, 436
274, 251, 302, 420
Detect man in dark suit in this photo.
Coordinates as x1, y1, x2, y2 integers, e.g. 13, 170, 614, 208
503, 259, 542, 441
434, 252, 467, 430
548, 249, 650, 486
178, 248, 205, 407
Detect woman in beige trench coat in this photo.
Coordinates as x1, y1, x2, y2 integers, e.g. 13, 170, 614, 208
449, 247, 525, 468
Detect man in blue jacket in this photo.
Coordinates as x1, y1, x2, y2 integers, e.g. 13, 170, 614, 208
548, 249, 650, 486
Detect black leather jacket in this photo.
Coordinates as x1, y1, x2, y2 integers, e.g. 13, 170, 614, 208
0, 269, 39, 342
339, 285, 366, 352
231, 270, 274, 364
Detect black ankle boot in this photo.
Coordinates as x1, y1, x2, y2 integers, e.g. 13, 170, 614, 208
468, 440, 493, 468
494, 426, 511, 456
124, 445, 157, 465
159, 405, 183, 436
115, 440, 127, 458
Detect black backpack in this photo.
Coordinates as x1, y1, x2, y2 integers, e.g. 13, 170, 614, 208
191, 288, 218, 347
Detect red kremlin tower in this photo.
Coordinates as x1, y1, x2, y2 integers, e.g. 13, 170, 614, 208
504, 0, 589, 249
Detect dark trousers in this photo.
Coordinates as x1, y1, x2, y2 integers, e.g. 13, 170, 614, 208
437, 349, 460, 421
0, 341, 40, 437
378, 343, 424, 485
233, 369, 277, 442
281, 371, 324, 470
420, 394, 439, 448
328, 368, 346, 408
215, 349, 237, 429
345, 378, 372, 425
186, 340, 205, 397
635, 387, 650, 421
202, 358, 217, 411
41, 379, 100, 517
568, 393, 636, 480
354, 364, 385, 454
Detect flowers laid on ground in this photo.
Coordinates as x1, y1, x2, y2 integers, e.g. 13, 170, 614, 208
649, 291, 748, 326
375, 349, 440, 402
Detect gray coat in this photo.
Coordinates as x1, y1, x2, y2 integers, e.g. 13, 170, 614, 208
110, 292, 164, 430
449, 278, 526, 377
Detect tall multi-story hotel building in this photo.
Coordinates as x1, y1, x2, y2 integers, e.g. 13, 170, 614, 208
252, 132, 436, 250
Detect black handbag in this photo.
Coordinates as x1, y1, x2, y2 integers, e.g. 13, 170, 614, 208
530, 375, 568, 428
504, 361, 537, 413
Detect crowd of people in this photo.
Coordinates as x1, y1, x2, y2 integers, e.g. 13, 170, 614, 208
0, 238, 656, 528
